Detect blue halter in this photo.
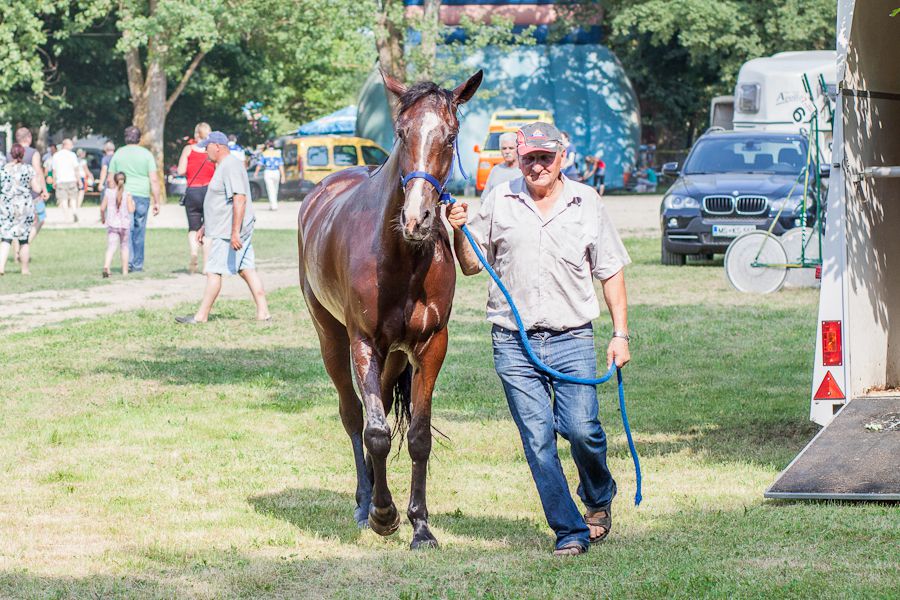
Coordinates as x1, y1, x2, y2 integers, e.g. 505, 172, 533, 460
399, 138, 468, 205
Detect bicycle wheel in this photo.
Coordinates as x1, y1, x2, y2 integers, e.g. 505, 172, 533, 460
780, 227, 820, 288
724, 231, 788, 294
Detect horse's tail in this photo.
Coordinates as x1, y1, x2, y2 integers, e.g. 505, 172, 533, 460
391, 363, 413, 443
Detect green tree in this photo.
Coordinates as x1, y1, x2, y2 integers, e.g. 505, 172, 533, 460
602, 0, 836, 147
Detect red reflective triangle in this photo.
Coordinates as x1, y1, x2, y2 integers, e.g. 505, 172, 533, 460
814, 371, 845, 400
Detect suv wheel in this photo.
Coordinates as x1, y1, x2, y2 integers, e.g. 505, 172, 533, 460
661, 238, 686, 266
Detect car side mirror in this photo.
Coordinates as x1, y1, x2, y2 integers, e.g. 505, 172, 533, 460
819, 163, 831, 178
473, 145, 481, 154
662, 162, 680, 177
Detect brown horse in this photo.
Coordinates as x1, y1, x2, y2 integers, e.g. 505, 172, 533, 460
298, 70, 483, 549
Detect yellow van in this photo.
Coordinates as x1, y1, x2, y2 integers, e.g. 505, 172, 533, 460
474, 108, 554, 193
250, 135, 390, 201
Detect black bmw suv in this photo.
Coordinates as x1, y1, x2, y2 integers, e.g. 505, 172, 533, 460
659, 130, 820, 265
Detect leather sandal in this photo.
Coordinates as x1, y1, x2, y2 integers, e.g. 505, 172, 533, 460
553, 542, 587, 557
585, 504, 612, 544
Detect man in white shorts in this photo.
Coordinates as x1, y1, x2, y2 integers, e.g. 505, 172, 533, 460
176, 131, 270, 324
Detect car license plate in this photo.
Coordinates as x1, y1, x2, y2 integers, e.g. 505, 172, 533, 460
712, 224, 756, 238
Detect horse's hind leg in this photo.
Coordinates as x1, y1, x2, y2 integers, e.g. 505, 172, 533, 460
350, 336, 401, 536
304, 285, 372, 527
407, 327, 448, 549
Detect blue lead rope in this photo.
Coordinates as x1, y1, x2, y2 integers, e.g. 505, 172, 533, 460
400, 144, 643, 506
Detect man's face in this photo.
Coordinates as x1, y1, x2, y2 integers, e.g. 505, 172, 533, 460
500, 139, 517, 165
519, 147, 564, 188
206, 142, 226, 162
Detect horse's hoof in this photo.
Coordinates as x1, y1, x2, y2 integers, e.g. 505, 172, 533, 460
368, 504, 401, 536
354, 504, 371, 529
410, 536, 439, 550
410, 521, 439, 549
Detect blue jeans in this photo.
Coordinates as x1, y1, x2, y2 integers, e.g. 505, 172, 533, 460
129, 196, 150, 271
492, 323, 617, 550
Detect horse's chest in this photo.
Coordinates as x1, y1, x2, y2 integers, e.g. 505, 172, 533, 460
404, 298, 448, 338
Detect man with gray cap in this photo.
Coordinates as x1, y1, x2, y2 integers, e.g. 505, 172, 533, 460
447, 122, 631, 556
481, 131, 520, 197
176, 131, 270, 324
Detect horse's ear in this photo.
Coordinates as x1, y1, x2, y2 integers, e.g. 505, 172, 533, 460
381, 70, 408, 98
452, 70, 483, 105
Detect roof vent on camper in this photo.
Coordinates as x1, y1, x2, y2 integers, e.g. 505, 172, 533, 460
737, 83, 761, 113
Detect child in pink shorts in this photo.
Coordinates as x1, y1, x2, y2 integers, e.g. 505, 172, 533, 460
99, 172, 135, 277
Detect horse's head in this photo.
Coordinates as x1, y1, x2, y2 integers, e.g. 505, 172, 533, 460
383, 70, 483, 243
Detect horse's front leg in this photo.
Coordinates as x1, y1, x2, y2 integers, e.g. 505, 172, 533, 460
350, 336, 400, 536
407, 327, 448, 549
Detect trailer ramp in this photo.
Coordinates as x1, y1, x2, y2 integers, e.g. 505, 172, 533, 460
766, 396, 900, 500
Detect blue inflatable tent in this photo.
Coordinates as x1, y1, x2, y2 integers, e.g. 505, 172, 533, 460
356, 0, 640, 191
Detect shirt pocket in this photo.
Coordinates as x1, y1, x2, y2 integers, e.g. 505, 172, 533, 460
559, 235, 589, 271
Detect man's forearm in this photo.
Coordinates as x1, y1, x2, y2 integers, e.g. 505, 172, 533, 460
232, 194, 247, 236
601, 269, 628, 333
453, 230, 483, 275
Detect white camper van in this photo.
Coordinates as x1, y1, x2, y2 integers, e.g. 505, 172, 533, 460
765, 0, 900, 501
733, 50, 836, 159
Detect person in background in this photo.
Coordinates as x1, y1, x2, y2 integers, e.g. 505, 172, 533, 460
75, 147, 94, 216
99, 171, 135, 277
6, 128, 49, 250
109, 125, 161, 272
97, 141, 116, 194
253, 140, 285, 211
51, 139, 81, 223
582, 154, 607, 197
0, 144, 42, 275
635, 166, 658, 193
481, 132, 521, 198
560, 131, 581, 181
177, 122, 215, 273
175, 131, 269, 324
227, 134, 246, 165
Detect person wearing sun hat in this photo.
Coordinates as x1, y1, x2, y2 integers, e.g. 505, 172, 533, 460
176, 131, 270, 324
446, 122, 632, 556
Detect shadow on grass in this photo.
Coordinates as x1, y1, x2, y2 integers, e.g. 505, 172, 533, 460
99, 345, 326, 387
249, 487, 552, 548
603, 418, 820, 470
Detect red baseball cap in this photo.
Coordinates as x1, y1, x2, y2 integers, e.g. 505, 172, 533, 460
517, 122, 564, 155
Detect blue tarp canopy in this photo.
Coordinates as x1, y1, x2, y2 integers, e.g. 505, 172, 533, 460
296, 106, 357, 136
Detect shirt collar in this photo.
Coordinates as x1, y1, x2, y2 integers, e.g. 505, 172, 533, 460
504, 174, 583, 224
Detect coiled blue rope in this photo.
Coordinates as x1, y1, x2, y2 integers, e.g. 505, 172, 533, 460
401, 145, 643, 506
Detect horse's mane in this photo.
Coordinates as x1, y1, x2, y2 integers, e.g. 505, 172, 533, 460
397, 82, 453, 116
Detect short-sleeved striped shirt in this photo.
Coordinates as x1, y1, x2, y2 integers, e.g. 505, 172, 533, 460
465, 175, 630, 332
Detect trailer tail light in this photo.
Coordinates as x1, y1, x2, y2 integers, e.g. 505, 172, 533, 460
822, 320, 842, 366
814, 371, 845, 400
815, 265, 822, 280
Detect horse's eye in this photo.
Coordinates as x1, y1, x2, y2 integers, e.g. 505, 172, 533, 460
397, 130, 406, 142
447, 134, 457, 146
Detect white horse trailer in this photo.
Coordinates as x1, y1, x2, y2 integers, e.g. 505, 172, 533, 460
733, 50, 836, 161
766, 0, 900, 500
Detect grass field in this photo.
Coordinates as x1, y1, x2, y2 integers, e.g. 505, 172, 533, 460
0, 234, 896, 599
0, 229, 299, 295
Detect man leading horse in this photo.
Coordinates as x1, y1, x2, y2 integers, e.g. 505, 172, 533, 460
448, 122, 631, 556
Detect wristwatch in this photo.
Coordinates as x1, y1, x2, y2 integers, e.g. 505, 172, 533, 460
612, 331, 630, 343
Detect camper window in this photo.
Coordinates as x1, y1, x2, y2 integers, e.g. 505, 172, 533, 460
737, 83, 761, 113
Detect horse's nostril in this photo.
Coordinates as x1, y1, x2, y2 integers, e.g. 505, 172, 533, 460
422, 209, 431, 221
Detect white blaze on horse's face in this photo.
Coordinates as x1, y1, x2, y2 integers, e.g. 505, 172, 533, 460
400, 107, 453, 242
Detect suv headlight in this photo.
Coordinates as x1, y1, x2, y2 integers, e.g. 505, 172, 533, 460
663, 194, 699, 209
769, 196, 803, 214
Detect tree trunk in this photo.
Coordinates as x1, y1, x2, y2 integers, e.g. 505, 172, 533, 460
376, 0, 407, 81
418, 0, 441, 81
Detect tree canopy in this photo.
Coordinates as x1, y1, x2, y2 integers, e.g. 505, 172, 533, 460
603, 0, 837, 147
